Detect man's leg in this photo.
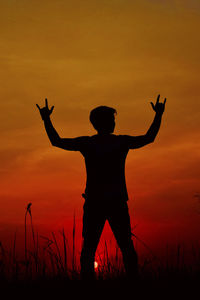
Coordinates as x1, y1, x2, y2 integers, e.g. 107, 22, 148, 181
108, 202, 138, 279
80, 202, 106, 280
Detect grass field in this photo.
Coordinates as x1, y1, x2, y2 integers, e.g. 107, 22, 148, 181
0, 203, 199, 296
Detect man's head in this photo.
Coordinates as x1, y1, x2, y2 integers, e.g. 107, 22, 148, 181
89, 106, 117, 134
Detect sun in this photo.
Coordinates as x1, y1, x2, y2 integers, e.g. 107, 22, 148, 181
94, 261, 98, 269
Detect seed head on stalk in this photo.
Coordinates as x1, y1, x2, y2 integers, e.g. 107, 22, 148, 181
24, 202, 33, 266
26, 203, 32, 216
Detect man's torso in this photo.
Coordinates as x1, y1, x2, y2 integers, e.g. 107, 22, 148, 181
80, 134, 130, 202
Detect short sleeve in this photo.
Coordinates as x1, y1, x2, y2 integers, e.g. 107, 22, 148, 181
118, 134, 150, 149
118, 135, 138, 149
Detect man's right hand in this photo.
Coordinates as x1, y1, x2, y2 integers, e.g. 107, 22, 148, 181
150, 94, 166, 115
36, 98, 54, 120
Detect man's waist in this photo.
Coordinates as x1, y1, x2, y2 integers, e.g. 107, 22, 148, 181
82, 189, 129, 201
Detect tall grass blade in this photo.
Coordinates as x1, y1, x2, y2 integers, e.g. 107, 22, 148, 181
72, 212, 76, 273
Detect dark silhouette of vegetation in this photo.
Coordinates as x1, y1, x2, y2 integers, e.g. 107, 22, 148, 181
0, 203, 199, 291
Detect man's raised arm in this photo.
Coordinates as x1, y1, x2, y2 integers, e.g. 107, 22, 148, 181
36, 99, 87, 151
125, 95, 166, 149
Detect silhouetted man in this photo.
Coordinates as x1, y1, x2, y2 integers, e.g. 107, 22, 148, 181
36, 95, 166, 280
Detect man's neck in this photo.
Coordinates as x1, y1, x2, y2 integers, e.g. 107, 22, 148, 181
97, 132, 114, 136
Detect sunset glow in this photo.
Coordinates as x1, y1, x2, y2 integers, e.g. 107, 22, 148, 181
94, 261, 98, 269
0, 0, 199, 262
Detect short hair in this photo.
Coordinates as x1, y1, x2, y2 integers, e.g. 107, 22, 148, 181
89, 106, 117, 131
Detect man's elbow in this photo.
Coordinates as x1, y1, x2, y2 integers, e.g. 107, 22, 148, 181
51, 141, 57, 147
50, 139, 61, 147
146, 135, 156, 144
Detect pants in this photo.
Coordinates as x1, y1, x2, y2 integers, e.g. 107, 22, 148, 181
80, 200, 138, 279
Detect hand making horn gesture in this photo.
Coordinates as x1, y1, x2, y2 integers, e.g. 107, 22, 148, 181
36, 98, 54, 120
150, 94, 166, 115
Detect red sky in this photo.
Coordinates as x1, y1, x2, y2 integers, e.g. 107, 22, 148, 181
0, 0, 199, 260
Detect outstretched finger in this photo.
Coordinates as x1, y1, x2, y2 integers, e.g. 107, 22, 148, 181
156, 94, 160, 103
50, 106, 54, 113
150, 102, 155, 110
164, 98, 167, 105
36, 104, 41, 111
45, 98, 48, 108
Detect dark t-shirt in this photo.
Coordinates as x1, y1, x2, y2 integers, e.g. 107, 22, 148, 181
70, 134, 136, 202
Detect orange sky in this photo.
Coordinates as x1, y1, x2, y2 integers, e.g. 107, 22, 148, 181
0, 0, 200, 255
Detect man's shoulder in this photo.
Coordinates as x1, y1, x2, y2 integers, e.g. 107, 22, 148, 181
114, 134, 131, 142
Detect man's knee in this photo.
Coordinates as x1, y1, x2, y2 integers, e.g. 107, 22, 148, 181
117, 233, 134, 250
120, 239, 138, 262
